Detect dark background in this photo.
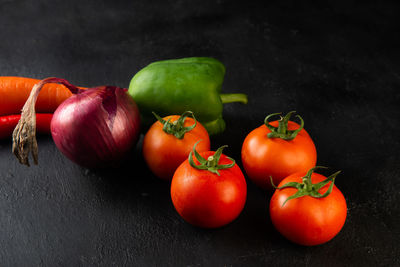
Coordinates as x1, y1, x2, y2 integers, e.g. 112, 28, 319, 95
1, 0, 399, 266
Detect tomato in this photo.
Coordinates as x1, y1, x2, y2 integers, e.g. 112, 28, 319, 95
171, 144, 247, 228
269, 169, 347, 246
143, 112, 210, 180
241, 112, 317, 190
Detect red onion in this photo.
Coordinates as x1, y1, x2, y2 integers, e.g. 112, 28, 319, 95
12, 78, 141, 168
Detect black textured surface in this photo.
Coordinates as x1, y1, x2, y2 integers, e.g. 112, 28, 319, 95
1, 1, 400, 266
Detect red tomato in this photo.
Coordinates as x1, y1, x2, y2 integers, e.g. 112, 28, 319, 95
143, 115, 210, 180
269, 172, 347, 246
241, 119, 317, 190
171, 150, 247, 228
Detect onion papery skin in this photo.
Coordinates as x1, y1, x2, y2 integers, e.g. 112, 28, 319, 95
50, 86, 140, 168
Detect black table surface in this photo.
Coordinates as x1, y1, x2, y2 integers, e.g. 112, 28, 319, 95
1, 1, 399, 266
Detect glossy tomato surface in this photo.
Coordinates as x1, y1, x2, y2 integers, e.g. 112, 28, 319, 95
143, 115, 210, 180
269, 172, 347, 246
241, 120, 317, 190
171, 151, 247, 228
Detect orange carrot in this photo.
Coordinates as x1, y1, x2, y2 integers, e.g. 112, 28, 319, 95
0, 76, 86, 115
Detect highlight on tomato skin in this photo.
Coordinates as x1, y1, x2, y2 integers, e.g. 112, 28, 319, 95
170, 144, 247, 228
269, 170, 347, 246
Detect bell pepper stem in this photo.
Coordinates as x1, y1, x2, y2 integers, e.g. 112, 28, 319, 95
220, 93, 248, 104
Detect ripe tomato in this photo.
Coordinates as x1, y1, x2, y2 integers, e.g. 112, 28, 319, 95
143, 112, 210, 180
269, 170, 347, 246
241, 112, 317, 190
171, 145, 247, 228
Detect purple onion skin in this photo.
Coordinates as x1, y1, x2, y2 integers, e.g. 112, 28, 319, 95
51, 86, 141, 168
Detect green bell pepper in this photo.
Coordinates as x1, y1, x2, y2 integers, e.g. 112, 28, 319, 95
127, 57, 248, 135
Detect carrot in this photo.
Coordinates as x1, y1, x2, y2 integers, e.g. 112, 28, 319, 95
0, 77, 86, 116
0, 113, 52, 139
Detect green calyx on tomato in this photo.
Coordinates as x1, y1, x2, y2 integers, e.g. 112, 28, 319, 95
264, 111, 304, 140
189, 141, 235, 176
153, 111, 197, 139
271, 166, 342, 206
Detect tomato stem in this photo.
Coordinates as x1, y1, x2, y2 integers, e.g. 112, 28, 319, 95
188, 141, 235, 176
272, 166, 341, 206
153, 111, 197, 139
264, 111, 304, 140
